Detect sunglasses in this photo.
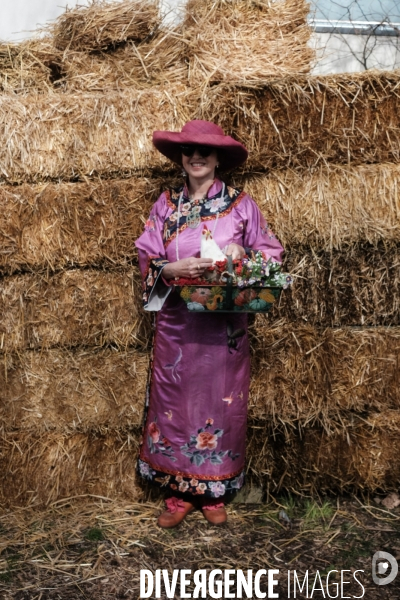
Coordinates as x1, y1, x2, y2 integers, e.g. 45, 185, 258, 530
180, 144, 214, 158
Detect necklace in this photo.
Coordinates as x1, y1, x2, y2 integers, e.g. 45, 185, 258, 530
186, 192, 206, 229
175, 183, 225, 261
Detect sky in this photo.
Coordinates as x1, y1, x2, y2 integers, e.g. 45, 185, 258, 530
1, 0, 399, 42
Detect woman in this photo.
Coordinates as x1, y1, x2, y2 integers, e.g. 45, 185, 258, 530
135, 120, 283, 527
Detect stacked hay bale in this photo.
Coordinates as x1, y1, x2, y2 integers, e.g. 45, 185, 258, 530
0, 0, 179, 505
0, 0, 399, 505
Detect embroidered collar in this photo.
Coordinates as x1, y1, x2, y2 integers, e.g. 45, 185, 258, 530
163, 181, 244, 247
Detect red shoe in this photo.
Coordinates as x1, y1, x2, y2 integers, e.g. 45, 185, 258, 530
201, 501, 227, 525
157, 497, 195, 528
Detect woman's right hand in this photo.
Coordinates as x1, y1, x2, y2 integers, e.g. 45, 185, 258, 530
163, 257, 213, 280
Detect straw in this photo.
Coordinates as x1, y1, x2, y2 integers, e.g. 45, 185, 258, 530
52, 0, 160, 51
184, 0, 314, 86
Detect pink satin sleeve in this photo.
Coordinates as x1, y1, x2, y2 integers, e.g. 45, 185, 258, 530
239, 194, 284, 263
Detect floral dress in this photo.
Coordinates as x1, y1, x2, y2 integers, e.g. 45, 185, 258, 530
135, 179, 284, 498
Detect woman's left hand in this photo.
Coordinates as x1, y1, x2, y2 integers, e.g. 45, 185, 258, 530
225, 243, 246, 261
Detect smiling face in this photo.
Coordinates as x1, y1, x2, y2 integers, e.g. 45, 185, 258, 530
182, 147, 219, 185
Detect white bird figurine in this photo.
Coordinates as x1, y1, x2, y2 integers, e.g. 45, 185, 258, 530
200, 225, 226, 263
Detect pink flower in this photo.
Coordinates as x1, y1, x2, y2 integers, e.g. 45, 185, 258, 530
196, 431, 218, 451
180, 202, 192, 216
206, 418, 214, 426
148, 422, 160, 443
179, 481, 189, 492
190, 478, 199, 487
190, 288, 211, 305
196, 483, 207, 494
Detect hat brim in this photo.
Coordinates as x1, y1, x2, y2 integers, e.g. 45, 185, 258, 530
153, 131, 248, 170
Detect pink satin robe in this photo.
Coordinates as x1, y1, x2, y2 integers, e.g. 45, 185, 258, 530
135, 179, 283, 498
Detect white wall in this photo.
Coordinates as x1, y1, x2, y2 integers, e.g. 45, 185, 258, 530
311, 32, 400, 74
0, 0, 78, 41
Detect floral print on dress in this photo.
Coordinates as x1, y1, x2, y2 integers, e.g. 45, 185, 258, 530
147, 418, 176, 462
180, 419, 240, 467
145, 215, 157, 232
136, 459, 245, 498
162, 185, 243, 246
162, 348, 182, 382
208, 481, 226, 497
204, 196, 228, 213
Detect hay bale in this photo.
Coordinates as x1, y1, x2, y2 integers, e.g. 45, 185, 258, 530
249, 320, 400, 428
52, 0, 160, 51
0, 165, 398, 273
2, 413, 400, 506
0, 268, 150, 352
0, 245, 398, 355
1, 323, 399, 433
196, 72, 400, 171
0, 89, 191, 183
0, 38, 62, 94
0, 23, 185, 94
279, 243, 400, 327
184, 0, 313, 86
233, 163, 400, 250
0, 178, 162, 273
0, 428, 143, 506
61, 29, 187, 91
0, 347, 148, 431
1, 73, 399, 181
247, 412, 400, 493
0, 243, 398, 354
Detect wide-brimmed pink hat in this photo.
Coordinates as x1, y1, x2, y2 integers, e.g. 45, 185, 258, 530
153, 120, 248, 170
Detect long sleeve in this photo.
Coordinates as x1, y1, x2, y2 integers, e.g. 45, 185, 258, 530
239, 194, 284, 263
135, 193, 172, 311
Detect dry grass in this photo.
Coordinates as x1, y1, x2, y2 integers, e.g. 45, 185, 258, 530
1, 73, 399, 181
0, 166, 398, 274
248, 411, 400, 494
51, 0, 160, 51
234, 163, 400, 250
0, 496, 394, 599
279, 243, 400, 326
0, 89, 192, 183
184, 0, 314, 86
195, 71, 400, 171
0, 27, 186, 95
0, 242, 398, 355
0, 268, 150, 352
0, 347, 148, 431
249, 320, 400, 427
0, 178, 161, 274
61, 28, 187, 91
0, 429, 143, 506
0, 38, 61, 94
0, 322, 398, 432
1, 411, 400, 506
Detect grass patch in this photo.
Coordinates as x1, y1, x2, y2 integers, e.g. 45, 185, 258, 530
84, 527, 105, 542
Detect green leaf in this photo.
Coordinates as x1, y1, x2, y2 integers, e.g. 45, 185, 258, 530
192, 454, 205, 467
